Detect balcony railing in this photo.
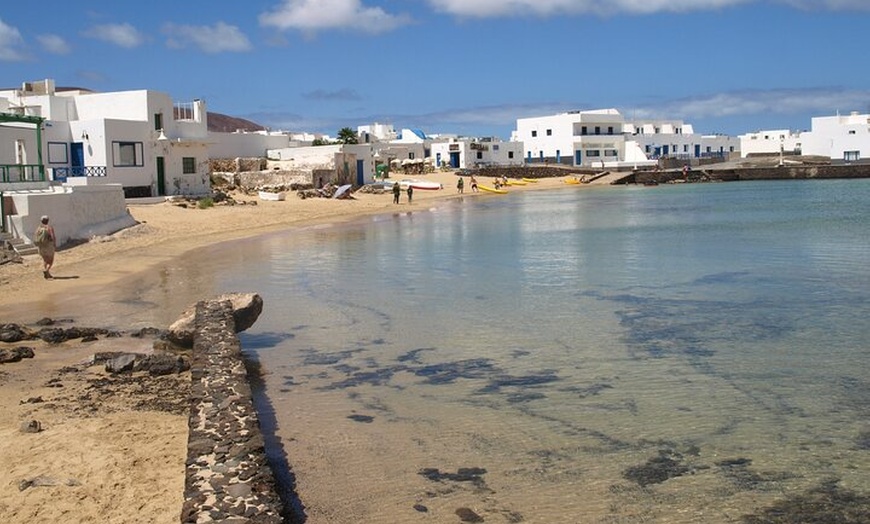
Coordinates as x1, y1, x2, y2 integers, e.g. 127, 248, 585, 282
0, 164, 46, 183
53, 166, 107, 181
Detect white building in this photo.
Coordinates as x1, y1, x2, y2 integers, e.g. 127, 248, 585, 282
515, 109, 738, 168
266, 143, 375, 187
430, 137, 524, 169
625, 120, 739, 161
515, 109, 628, 167
0, 78, 210, 197
799, 111, 870, 162
738, 129, 802, 158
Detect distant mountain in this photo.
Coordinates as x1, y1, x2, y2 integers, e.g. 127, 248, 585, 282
207, 112, 266, 133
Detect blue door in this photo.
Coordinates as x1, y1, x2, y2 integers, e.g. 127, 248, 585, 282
662, 145, 670, 156
70, 142, 84, 177
694, 144, 701, 158
575, 150, 582, 165
556, 150, 561, 163
436, 152, 441, 167
450, 152, 460, 168
356, 159, 365, 186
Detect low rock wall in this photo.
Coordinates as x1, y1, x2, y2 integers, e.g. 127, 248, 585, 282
181, 300, 284, 523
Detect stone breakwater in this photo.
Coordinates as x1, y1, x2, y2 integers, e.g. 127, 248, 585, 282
181, 299, 284, 523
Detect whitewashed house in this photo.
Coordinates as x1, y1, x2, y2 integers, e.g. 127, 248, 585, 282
625, 120, 740, 162
266, 143, 375, 187
738, 129, 803, 158
430, 137, 524, 169
799, 111, 870, 162
0, 79, 210, 197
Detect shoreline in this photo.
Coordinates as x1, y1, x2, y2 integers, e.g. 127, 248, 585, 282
0, 170, 566, 523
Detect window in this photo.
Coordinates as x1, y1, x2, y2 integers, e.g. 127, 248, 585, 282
848, 130, 856, 135
844, 151, 860, 161
594, 126, 601, 135
531, 130, 537, 137
113, 141, 144, 167
581, 126, 587, 135
546, 129, 552, 136
182, 157, 196, 174
604, 149, 617, 157
493, 144, 499, 151
683, 145, 689, 153
48, 142, 68, 164
409, 152, 415, 159
586, 150, 601, 157
154, 113, 163, 131
508, 151, 514, 159
476, 151, 483, 159
607, 126, 613, 135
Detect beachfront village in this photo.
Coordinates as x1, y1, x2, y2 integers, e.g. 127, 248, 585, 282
2, 77, 870, 254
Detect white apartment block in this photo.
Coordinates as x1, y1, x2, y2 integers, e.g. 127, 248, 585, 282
739, 129, 803, 158
800, 111, 870, 162
0, 78, 210, 197
515, 109, 739, 168
625, 121, 739, 161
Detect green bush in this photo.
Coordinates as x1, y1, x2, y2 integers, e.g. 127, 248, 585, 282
197, 197, 214, 209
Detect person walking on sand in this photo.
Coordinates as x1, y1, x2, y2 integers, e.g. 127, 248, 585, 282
457, 177, 464, 194
470, 175, 478, 192
392, 181, 401, 204
33, 215, 56, 279
406, 184, 414, 204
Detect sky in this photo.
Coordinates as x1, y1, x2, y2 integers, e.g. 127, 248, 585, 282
2, 0, 870, 140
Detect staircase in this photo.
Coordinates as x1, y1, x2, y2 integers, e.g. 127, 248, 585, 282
0, 232, 38, 256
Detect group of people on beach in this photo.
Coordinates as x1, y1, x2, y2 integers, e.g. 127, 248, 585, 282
392, 182, 413, 204
457, 175, 478, 194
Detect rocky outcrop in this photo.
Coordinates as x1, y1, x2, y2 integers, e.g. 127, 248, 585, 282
168, 293, 263, 348
181, 298, 284, 523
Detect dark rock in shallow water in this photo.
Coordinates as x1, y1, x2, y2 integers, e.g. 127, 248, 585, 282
412, 504, 428, 512
623, 452, 690, 487
455, 507, 484, 522
419, 467, 487, 487
37, 327, 67, 344
742, 479, 870, 523
347, 414, 374, 423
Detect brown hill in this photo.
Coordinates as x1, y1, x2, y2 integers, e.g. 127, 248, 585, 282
207, 112, 266, 133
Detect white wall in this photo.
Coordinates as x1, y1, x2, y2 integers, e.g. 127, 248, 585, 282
7, 184, 136, 245
209, 132, 291, 159
801, 112, 870, 161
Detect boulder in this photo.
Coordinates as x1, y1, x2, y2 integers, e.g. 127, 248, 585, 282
167, 293, 263, 348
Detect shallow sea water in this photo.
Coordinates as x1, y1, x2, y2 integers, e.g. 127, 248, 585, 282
9, 179, 869, 523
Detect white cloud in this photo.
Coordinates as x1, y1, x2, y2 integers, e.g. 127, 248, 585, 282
426, 0, 869, 17
85, 23, 145, 48
163, 22, 253, 53
259, 0, 412, 34
37, 34, 71, 55
634, 88, 870, 122
0, 17, 27, 61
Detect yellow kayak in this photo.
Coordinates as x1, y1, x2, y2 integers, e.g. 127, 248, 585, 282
478, 184, 508, 194
521, 178, 539, 183
564, 177, 581, 185
505, 180, 527, 186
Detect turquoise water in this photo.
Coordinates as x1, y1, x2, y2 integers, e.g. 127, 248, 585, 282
12, 179, 868, 522
224, 179, 869, 523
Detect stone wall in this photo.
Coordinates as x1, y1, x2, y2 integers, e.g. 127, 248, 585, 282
181, 300, 284, 523
632, 164, 870, 184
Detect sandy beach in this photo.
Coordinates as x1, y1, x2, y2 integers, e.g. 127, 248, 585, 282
0, 171, 567, 523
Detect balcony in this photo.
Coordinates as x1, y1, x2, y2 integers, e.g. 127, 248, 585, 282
53, 166, 107, 181
0, 164, 46, 183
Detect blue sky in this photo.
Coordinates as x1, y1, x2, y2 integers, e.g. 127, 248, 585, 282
2, 1, 870, 139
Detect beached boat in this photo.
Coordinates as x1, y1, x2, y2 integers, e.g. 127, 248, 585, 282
521, 178, 539, 183
478, 184, 508, 194
382, 179, 443, 190
258, 191, 286, 201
